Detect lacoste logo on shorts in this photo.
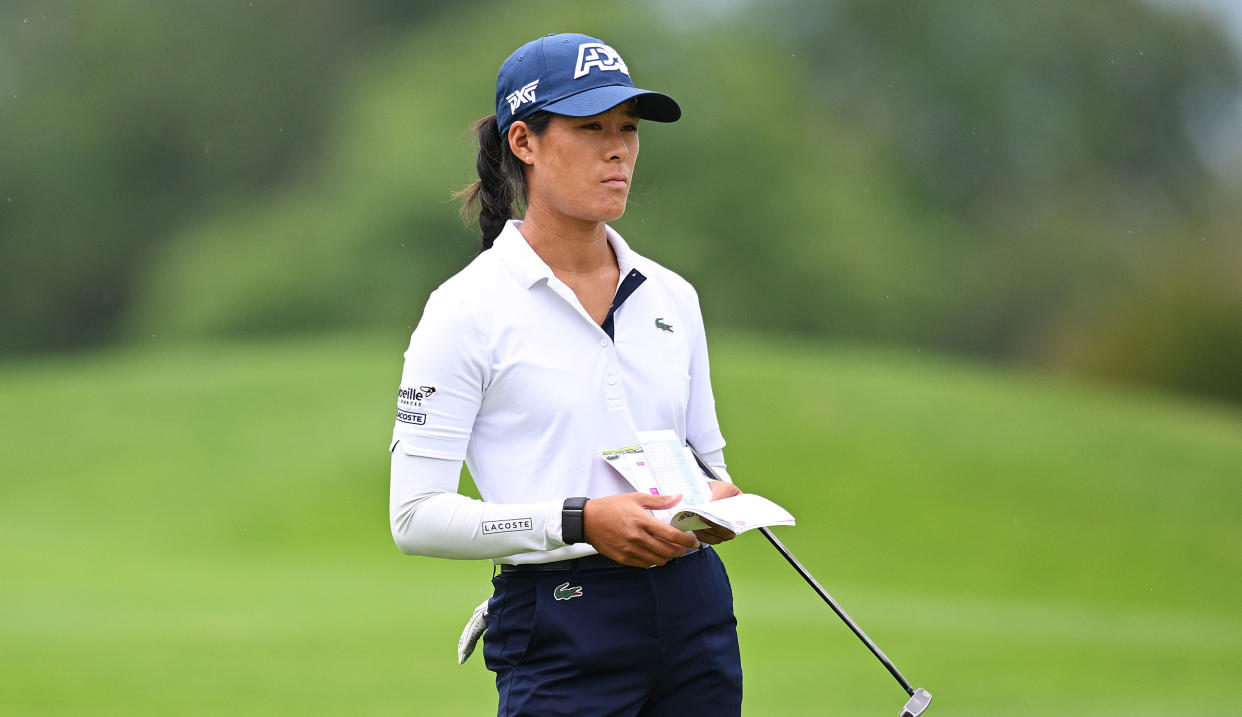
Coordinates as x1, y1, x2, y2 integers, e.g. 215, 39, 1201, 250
553, 582, 583, 601
506, 79, 539, 112
655, 317, 674, 333
573, 43, 629, 79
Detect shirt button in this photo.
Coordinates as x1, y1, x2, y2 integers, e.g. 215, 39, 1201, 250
600, 338, 609, 348
607, 375, 617, 385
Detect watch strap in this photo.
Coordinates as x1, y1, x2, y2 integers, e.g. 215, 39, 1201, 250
561, 497, 589, 544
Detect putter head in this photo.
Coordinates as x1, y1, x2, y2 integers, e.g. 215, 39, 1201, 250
899, 688, 932, 717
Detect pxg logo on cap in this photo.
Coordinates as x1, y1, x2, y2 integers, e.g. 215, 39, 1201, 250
494, 33, 680, 138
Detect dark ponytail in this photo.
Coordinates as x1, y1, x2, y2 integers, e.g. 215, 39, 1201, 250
457, 112, 552, 251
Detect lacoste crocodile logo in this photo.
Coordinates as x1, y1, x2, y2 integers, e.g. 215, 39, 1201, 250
655, 318, 674, 333
553, 582, 583, 601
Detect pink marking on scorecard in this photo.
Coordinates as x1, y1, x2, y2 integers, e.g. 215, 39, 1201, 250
636, 461, 645, 467
650, 488, 660, 495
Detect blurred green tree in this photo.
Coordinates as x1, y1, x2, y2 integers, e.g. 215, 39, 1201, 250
4, 0, 1240, 400
756, 0, 1240, 353
0, 0, 457, 352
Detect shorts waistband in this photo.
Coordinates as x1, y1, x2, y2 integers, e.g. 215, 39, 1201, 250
499, 545, 704, 573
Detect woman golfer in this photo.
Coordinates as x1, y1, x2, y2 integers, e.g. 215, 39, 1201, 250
389, 32, 743, 716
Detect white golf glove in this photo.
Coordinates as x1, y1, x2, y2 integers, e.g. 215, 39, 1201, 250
457, 599, 489, 664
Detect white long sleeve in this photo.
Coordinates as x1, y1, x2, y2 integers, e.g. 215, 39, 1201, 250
389, 442, 567, 560
390, 440, 737, 561
698, 447, 733, 484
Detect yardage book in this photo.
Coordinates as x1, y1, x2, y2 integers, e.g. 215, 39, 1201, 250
601, 430, 795, 534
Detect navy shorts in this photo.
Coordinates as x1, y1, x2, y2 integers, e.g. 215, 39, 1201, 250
483, 546, 743, 717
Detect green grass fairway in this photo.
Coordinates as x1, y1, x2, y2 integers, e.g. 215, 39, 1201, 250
2, 332, 1240, 715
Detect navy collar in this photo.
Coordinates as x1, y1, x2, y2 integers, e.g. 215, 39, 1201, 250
601, 268, 646, 340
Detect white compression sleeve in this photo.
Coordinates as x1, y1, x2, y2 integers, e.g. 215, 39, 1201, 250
699, 447, 734, 484
390, 443, 566, 559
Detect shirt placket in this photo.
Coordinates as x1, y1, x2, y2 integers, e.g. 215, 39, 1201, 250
602, 337, 625, 411
543, 268, 647, 416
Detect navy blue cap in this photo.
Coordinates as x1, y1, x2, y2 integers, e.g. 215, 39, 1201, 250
495, 33, 681, 137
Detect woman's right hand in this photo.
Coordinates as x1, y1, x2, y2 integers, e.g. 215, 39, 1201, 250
582, 493, 699, 568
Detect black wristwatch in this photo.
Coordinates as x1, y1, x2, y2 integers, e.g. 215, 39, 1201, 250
561, 497, 589, 544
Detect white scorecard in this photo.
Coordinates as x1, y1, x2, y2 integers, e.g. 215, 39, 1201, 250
601, 429, 795, 535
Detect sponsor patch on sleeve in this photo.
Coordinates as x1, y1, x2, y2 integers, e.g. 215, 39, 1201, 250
395, 384, 436, 425
396, 410, 426, 425
481, 518, 533, 535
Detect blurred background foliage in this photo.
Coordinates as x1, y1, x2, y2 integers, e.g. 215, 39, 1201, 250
2, 0, 1240, 401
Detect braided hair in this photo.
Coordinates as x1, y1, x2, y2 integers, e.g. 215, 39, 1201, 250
457, 111, 552, 251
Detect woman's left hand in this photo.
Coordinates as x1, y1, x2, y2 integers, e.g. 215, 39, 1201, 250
693, 481, 743, 545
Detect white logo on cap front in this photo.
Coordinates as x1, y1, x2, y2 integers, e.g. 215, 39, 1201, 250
506, 79, 539, 112
573, 43, 629, 79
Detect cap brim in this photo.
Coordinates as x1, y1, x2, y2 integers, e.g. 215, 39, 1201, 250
542, 85, 681, 123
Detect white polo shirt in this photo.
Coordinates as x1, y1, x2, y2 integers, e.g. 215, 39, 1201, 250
391, 220, 725, 562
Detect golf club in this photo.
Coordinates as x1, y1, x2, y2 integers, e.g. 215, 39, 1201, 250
687, 443, 933, 717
